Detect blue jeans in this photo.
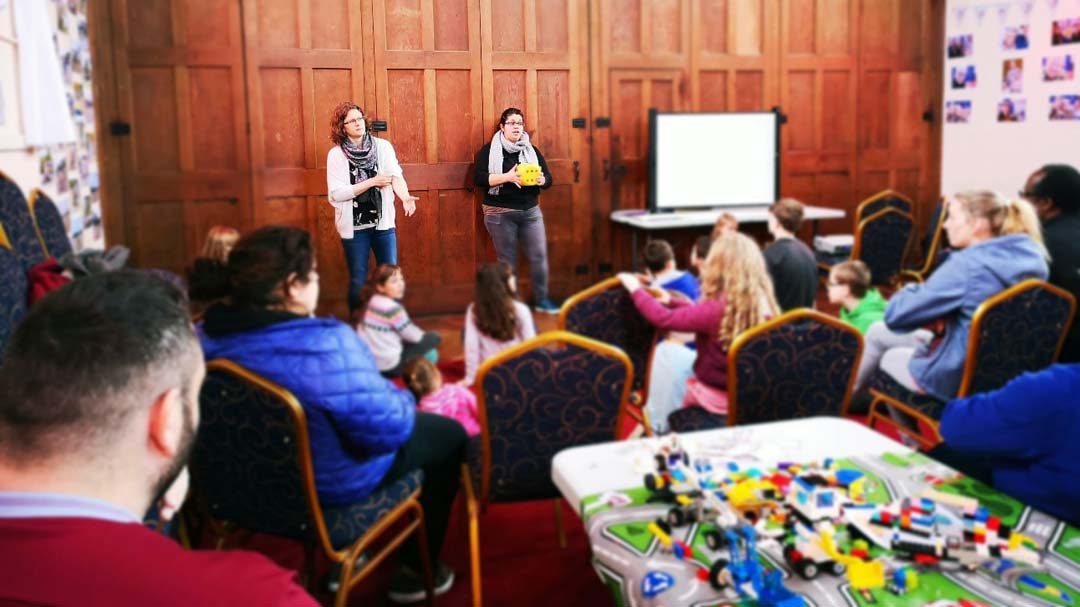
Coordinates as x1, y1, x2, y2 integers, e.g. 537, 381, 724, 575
342, 228, 397, 310
483, 206, 549, 303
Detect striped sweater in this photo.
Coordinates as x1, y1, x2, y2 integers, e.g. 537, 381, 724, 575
359, 294, 425, 371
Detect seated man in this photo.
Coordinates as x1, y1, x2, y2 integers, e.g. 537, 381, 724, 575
1021, 164, 1080, 362
0, 271, 316, 606
929, 364, 1080, 525
641, 239, 700, 301
764, 197, 819, 311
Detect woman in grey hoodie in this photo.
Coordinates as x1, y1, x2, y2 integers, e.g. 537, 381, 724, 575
854, 191, 1048, 401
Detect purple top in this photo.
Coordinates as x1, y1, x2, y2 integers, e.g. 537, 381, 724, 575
631, 289, 730, 390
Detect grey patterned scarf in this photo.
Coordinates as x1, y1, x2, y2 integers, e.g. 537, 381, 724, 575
341, 133, 378, 180
487, 130, 538, 196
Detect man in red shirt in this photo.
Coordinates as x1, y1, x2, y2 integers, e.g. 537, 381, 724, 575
0, 271, 317, 607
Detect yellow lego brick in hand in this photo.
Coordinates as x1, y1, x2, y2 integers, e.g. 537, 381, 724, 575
517, 163, 542, 186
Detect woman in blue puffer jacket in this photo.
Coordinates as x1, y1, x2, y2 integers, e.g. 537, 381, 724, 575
195, 226, 465, 603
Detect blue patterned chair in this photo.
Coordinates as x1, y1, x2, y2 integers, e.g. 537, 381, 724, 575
191, 359, 433, 607
855, 189, 914, 222
668, 310, 862, 432
559, 277, 657, 428
462, 331, 633, 607
0, 172, 47, 272
817, 207, 914, 287
869, 279, 1076, 448
0, 229, 28, 362
29, 189, 73, 259
901, 197, 947, 284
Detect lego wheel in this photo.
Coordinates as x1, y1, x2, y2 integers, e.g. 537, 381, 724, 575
667, 507, 686, 527
829, 561, 846, 576
656, 518, 672, 536
644, 474, 658, 492
704, 530, 725, 551
797, 560, 819, 580
708, 559, 730, 590
655, 454, 667, 471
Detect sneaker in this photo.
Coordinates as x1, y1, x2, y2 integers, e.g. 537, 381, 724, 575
534, 298, 561, 314
387, 562, 455, 604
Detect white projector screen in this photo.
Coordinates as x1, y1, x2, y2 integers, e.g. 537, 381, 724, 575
649, 111, 780, 211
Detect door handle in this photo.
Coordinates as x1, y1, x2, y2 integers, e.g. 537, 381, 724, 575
573, 160, 580, 183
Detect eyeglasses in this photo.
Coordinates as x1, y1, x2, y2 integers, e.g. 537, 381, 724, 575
826, 281, 844, 288
503, 120, 524, 127
344, 118, 364, 127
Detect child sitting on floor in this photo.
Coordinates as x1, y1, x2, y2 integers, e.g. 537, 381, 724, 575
356, 264, 441, 377
463, 262, 536, 386
402, 357, 480, 437
826, 260, 886, 334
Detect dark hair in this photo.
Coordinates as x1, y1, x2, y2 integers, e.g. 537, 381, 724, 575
402, 356, 440, 400
473, 262, 518, 342
694, 235, 712, 261
188, 226, 315, 309
830, 260, 872, 298
770, 197, 805, 233
1033, 164, 1080, 214
494, 107, 524, 133
642, 240, 675, 273
0, 271, 198, 462
329, 101, 373, 146
356, 263, 402, 314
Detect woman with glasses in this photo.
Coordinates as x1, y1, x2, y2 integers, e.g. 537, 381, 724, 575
326, 101, 418, 311
473, 107, 558, 313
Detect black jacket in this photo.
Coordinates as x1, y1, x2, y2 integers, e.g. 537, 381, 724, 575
1044, 212, 1080, 362
473, 143, 553, 211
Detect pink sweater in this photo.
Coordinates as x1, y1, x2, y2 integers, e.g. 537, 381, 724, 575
463, 301, 536, 385
419, 384, 480, 436
631, 289, 730, 390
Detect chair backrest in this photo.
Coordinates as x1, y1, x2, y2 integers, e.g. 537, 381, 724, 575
0, 173, 47, 272
727, 309, 863, 425
476, 331, 633, 506
0, 230, 28, 361
856, 189, 914, 223
558, 277, 656, 394
961, 279, 1077, 396
191, 359, 334, 554
852, 207, 914, 286
29, 189, 73, 259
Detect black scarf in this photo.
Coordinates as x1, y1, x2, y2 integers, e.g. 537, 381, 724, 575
341, 135, 380, 227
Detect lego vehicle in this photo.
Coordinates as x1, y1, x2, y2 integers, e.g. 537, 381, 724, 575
706, 525, 804, 607
782, 522, 847, 580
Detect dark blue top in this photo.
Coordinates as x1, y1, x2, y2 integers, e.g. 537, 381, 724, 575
660, 271, 701, 302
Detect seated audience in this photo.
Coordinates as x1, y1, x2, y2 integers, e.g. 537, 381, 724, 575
356, 263, 442, 378
186, 225, 239, 313
764, 198, 819, 311
403, 357, 480, 437
1021, 164, 1080, 362
690, 234, 712, 274
854, 192, 1048, 400
195, 227, 465, 603
827, 260, 886, 334
620, 232, 779, 427
711, 211, 738, 239
463, 261, 536, 386
640, 240, 700, 301
929, 364, 1080, 525
0, 271, 317, 606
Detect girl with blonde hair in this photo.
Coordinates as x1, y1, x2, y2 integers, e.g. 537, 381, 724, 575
618, 232, 779, 429
853, 190, 1049, 403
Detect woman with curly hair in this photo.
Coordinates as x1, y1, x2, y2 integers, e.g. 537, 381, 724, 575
326, 101, 419, 311
618, 232, 779, 427
462, 261, 536, 386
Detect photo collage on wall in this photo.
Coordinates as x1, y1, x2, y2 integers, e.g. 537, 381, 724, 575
946, 2, 1080, 124
36, 0, 102, 249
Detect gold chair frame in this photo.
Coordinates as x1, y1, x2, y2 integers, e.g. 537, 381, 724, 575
900, 197, 947, 284
867, 280, 1077, 448
817, 207, 915, 288
27, 188, 58, 258
199, 359, 434, 607
462, 330, 635, 607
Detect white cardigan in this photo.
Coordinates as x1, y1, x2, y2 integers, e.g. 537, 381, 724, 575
325, 138, 404, 238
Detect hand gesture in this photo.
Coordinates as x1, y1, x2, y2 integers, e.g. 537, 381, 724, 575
368, 175, 393, 188
536, 173, 547, 186
402, 195, 418, 217
616, 272, 642, 293
505, 165, 523, 188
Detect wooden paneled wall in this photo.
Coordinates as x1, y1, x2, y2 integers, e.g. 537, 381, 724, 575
91, 0, 943, 316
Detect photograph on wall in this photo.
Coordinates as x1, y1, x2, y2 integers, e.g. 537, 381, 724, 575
1044, 54, 1076, 80
1003, 59, 1024, 93
1052, 18, 1080, 45
1050, 94, 1080, 119
951, 65, 977, 89
946, 100, 973, 123
997, 98, 1026, 122
948, 34, 974, 58
1002, 25, 1030, 50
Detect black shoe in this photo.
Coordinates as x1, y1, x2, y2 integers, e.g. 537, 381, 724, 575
387, 562, 454, 604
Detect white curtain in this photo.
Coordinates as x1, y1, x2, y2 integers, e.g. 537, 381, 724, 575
13, 0, 75, 146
